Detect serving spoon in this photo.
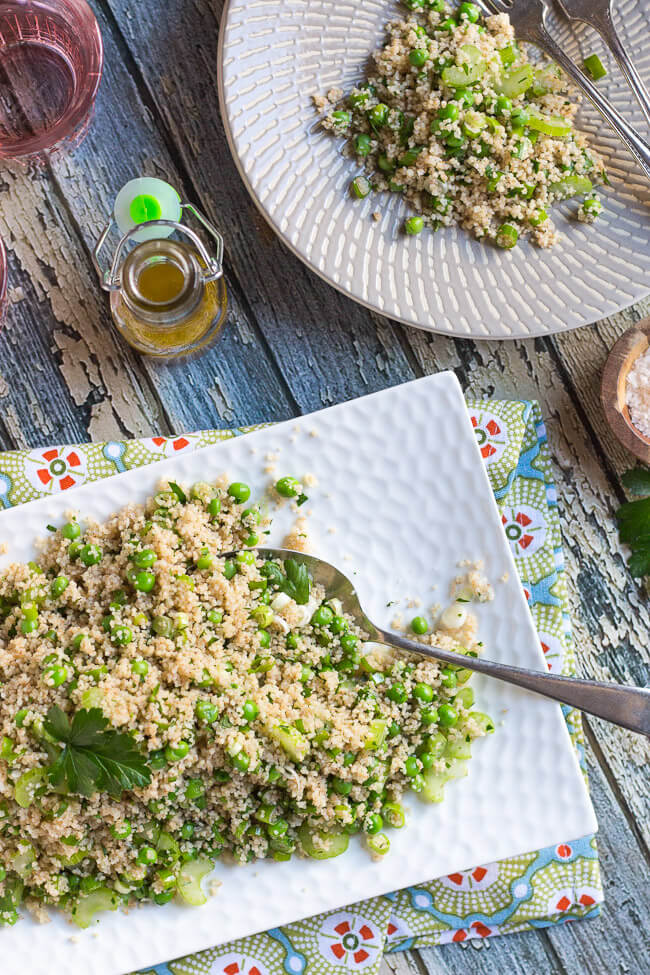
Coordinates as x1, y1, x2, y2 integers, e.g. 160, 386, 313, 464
244, 548, 650, 736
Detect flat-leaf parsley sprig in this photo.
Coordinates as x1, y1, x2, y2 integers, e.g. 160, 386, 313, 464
44, 706, 151, 797
616, 468, 650, 578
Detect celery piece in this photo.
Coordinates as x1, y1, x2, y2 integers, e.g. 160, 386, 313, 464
176, 858, 212, 906
297, 825, 349, 860
71, 887, 119, 928
264, 722, 310, 762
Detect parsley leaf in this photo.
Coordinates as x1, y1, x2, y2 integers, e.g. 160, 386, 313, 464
44, 707, 151, 797
168, 481, 187, 504
281, 558, 311, 605
615, 469, 650, 578
621, 468, 650, 496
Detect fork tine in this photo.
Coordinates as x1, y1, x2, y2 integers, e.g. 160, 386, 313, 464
475, 0, 510, 15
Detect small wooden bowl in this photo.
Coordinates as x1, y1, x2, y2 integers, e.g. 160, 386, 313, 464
601, 317, 650, 463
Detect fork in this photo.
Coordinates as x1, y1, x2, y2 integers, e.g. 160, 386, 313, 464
477, 0, 650, 182
555, 0, 650, 126
246, 548, 650, 735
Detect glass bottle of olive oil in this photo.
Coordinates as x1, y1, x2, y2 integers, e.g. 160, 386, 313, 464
93, 178, 227, 357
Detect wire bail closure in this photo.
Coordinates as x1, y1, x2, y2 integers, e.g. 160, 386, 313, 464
93, 203, 224, 292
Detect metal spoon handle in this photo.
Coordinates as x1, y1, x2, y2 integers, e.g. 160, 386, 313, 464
533, 25, 650, 181
377, 627, 650, 736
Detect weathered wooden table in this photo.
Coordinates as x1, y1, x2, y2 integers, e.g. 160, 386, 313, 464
0, 0, 648, 971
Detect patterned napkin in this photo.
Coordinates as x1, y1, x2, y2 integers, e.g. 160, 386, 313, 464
0, 398, 603, 975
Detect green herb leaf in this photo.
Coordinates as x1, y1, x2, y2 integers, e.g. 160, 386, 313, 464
44, 707, 151, 797
628, 545, 650, 578
621, 467, 650, 496
296, 494, 309, 507
281, 558, 311, 605
616, 497, 650, 544
168, 482, 187, 504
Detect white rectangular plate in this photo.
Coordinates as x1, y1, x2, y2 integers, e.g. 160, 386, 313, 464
0, 373, 596, 975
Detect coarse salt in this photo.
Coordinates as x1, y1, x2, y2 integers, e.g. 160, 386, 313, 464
626, 349, 650, 440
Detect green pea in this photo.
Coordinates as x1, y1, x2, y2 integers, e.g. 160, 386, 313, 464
231, 751, 250, 773
245, 533, 259, 547
405, 216, 424, 236
50, 576, 69, 598
131, 569, 156, 592
332, 777, 352, 796
80, 544, 102, 567
133, 549, 157, 569
329, 615, 348, 635
413, 682, 434, 703
275, 476, 301, 498
404, 755, 420, 778
496, 223, 518, 249
185, 778, 204, 801
311, 605, 334, 626
228, 482, 251, 504
410, 616, 428, 635
242, 700, 260, 722
196, 549, 215, 571
368, 103, 389, 128
438, 703, 459, 727
258, 628, 271, 649
111, 624, 133, 646
223, 560, 236, 580
331, 109, 351, 127
61, 522, 81, 541
419, 751, 436, 770
156, 867, 177, 890
440, 16, 457, 30
195, 699, 218, 723
387, 681, 407, 704
354, 133, 371, 156
46, 664, 69, 687
137, 846, 158, 866
409, 49, 428, 68
236, 550, 256, 566
420, 706, 439, 726
268, 819, 288, 840
165, 741, 190, 762
364, 812, 383, 835
339, 633, 357, 655
438, 103, 459, 121
455, 87, 474, 108
208, 497, 222, 518
153, 615, 174, 638
207, 609, 223, 625
529, 208, 548, 227
440, 666, 457, 689
495, 95, 512, 116
131, 659, 149, 677
458, 1, 480, 22
110, 820, 132, 839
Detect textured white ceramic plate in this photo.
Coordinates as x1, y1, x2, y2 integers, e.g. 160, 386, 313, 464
0, 374, 596, 975
217, 0, 650, 338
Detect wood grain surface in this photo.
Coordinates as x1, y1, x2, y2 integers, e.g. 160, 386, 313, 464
0, 1, 647, 972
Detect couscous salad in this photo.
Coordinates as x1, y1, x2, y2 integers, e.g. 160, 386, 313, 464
0, 474, 493, 927
315, 1, 605, 247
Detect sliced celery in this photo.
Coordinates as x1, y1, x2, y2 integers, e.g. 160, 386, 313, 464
496, 63, 533, 98
297, 825, 349, 859
14, 767, 47, 808
176, 858, 212, 906
72, 887, 119, 928
442, 45, 485, 87
527, 109, 572, 137
549, 174, 593, 198
264, 722, 310, 762
364, 718, 388, 750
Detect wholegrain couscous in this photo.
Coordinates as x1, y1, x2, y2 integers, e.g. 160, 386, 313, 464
315, 1, 605, 248
0, 474, 493, 928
